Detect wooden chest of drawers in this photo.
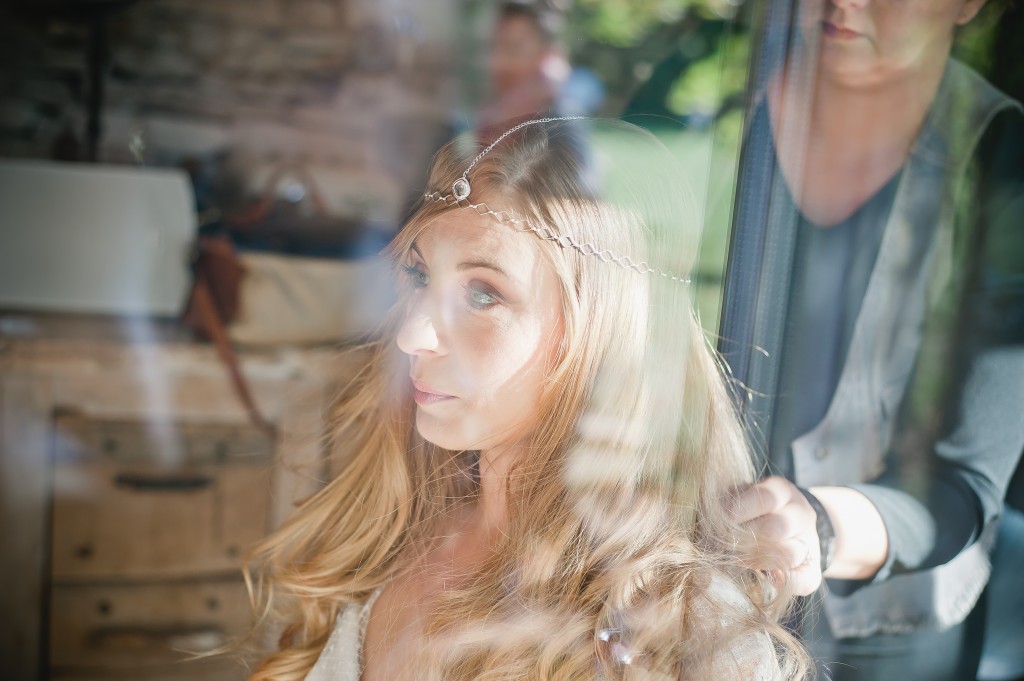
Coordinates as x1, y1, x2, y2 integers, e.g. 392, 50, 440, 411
0, 316, 346, 681
48, 413, 274, 679
51, 413, 274, 581
50, 580, 251, 679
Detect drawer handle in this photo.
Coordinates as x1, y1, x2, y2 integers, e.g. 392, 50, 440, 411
89, 626, 226, 653
113, 473, 213, 492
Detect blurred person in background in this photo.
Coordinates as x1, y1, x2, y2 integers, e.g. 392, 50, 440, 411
728, 0, 1024, 678
477, 2, 603, 129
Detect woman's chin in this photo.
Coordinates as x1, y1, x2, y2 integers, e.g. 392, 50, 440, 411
415, 412, 474, 452
414, 413, 521, 453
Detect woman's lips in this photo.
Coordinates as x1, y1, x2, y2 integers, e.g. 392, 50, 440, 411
821, 21, 861, 40
411, 378, 456, 406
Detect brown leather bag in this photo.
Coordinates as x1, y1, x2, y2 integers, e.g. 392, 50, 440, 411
182, 163, 376, 434
182, 234, 274, 433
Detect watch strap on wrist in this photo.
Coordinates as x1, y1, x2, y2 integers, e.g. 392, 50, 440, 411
798, 487, 837, 574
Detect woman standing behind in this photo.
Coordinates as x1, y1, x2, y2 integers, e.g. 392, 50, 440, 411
730, 0, 1024, 678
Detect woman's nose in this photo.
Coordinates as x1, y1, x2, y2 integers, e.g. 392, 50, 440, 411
396, 305, 444, 356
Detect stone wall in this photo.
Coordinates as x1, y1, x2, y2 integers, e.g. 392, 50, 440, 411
0, 0, 465, 222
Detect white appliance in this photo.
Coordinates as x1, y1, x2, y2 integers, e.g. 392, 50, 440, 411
0, 159, 196, 316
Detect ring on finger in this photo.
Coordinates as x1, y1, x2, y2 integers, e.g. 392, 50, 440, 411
794, 537, 813, 569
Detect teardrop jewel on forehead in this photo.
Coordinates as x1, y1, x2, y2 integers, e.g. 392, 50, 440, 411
428, 116, 692, 285
452, 177, 471, 202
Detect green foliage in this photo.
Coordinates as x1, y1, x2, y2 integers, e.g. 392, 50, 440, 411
952, 1, 1004, 77
571, 0, 738, 47
562, 0, 752, 331
573, 0, 691, 46
666, 32, 748, 117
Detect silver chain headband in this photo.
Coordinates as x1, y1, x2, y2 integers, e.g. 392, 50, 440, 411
428, 116, 691, 285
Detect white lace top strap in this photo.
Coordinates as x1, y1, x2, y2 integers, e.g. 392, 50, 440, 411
304, 587, 384, 681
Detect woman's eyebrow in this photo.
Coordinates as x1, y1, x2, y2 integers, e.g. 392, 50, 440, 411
411, 240, 511, 279
457, 260, 509, 277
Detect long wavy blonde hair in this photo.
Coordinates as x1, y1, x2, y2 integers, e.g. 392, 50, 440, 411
245, 119, 808, 680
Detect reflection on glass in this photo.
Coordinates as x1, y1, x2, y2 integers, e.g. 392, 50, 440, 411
2, 1, 1018, 680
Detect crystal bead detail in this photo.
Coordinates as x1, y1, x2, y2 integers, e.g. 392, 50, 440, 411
452, 177, 471, 201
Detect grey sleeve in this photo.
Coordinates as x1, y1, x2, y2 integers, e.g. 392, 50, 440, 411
844, 108, 1024, 583
853, 346, 1024, 579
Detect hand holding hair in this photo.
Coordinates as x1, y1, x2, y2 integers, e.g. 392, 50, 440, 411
731, 476, 892, 595
730, 476, 824, 597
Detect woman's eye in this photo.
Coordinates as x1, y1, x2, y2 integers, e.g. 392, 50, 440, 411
402, 265, 429, 288
466, 283, 500, 309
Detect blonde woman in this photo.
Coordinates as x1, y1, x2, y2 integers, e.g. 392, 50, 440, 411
245, 117, 808, 680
